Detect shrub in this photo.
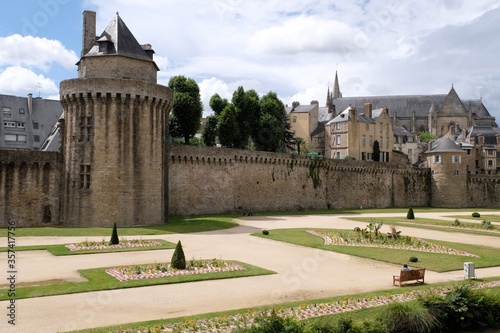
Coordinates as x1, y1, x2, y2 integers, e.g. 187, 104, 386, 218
262, 230, 269, 235
109, 222, 119, 245
472, 212, 480, 218
453, 219, 460, 226
420, 285, 499, 332
234, 310, 303, 333
381, 301, 439, 333
482, 220, 493, 229
171, 241, 186, 269
407, 208, 415, 220
409, 256, 418, 263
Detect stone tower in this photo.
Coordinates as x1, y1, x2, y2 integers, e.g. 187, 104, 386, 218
426, 137, 467, 208
59, 11, 172, 226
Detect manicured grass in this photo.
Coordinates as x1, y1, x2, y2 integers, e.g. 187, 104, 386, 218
252, 207, 500, 216
2, 214, 239, 237
0, 261, 274, 301
253, 228, 500, 272
449, 214, 500, 222
0, 239, 175, 256
344, 216, 500, 236
67, 277, 500, 333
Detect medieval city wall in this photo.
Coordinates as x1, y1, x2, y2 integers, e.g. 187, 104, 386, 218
0, 150, 61, 227
168, 145, 431, 215
467, 175, 500, 207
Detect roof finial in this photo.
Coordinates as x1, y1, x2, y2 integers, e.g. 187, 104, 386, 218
116, 11, 119, 16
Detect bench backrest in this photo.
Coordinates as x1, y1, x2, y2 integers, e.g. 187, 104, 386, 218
400, 268, 425, 279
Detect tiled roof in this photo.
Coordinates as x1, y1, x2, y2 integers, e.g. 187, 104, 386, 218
286, 104, 316, 114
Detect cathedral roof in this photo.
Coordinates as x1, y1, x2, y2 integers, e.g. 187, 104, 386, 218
82, 12, 155, 64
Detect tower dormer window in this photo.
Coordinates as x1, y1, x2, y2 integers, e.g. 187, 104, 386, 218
79, 116, 92, 142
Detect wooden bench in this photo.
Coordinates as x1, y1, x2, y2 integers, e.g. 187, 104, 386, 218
393, 268, 425, 287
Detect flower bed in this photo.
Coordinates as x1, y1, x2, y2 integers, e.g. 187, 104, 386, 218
307, 230, 479, 257
65, 239, 162, 251
112, 280, 500, 333
106, 259, 246, 282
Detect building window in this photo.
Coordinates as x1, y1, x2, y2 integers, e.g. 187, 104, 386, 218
386, 138, 389, 149
386, 124, 389, 133
336, 134, 341, 145
336, 122, 340, 130
369, 135, 373, 146
488, 160, 493, 167
433, 155, 441, 164
2, 107, 11, 117
361, 152, 366, 160
336, 152, 341, 159
79, 116, 93, 142
452, 155, 461, 163
33, 122, 39, 130
19, 108, 25, 114
454, 170, 459, 176
17, 122, 25, 128
4, 122, 16, 128
379, 124, 383, 133
467, 149, 471, 155
79, 165, 91, 189
362, 135, 366, 146
4, 134, 26, 142
292, 116, 297, 123
365, 123, 369, 131
34, 135, 40, 142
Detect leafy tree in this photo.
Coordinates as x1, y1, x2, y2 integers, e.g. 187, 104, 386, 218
168, 75, 203, 144
168, 114, 182, 139
217, 104, 240, 148
419, 131, 436, 143
109, 222, 119, 245
171, 240, 186, 269
373, 139, 380, 161
209, 93, 228, 116
202, 115, 218, 147
253, 92, 287, 152
232, 87, 260, 149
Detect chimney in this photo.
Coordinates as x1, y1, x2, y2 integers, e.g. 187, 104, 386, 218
141, 44, 155, 59
82, 11, 96, 57
364, 102, 372, 118
462, 128, 467, 143
310, 100, 319, 105
27, 93, 32, 116
292, 101, 300, 108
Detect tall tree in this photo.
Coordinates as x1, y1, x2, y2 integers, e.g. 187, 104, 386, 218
168, 75, 203, 144
202, 115, 218, 147
230, 87, 260, 149
209, 93, 228, 116
217, 104, 240, 148
253, 92, 287, 152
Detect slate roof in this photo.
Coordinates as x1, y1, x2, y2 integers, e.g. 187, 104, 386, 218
428, 137, 464, 153
83, 13, 155, 64
464, 126, 500, 145
286, 103, 316, 114
393, 125, 411, 137
318, 106, 332, 122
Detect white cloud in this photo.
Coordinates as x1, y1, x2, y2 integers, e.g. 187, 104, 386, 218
0, 66, 59, 95
247, 16, 366, 55
0, 34, 78, 71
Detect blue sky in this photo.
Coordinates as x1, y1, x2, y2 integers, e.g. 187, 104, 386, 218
1, 0, 499, 120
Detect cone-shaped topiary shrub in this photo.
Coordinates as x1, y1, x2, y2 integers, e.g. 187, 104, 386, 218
171, 240, 186, 269
407, 207, 415, 220
109, 222, 119, 245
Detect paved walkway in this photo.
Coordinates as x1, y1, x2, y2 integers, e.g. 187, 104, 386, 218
1, 211, 500, 333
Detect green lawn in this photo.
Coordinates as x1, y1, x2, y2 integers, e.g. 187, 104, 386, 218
344, 216, 500, 236
2, 214, 239, 237
0, 239, 175, 255
0, 260, 274, 301
253, 228, 500, 272
449, 214, 500, 222
67, 278, 500, 333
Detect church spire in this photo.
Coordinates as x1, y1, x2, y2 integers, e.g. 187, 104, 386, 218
333, 70, 342, 99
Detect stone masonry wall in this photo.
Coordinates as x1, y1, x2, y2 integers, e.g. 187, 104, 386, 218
0, 150, 61, 227
168, 145, 431, 215
467, 175, 500, 207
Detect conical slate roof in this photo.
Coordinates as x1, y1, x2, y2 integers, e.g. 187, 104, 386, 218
429, 137, 464, 153
83, 12, 154, 63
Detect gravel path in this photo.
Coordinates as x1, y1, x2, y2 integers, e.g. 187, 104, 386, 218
1, 211, 500, 333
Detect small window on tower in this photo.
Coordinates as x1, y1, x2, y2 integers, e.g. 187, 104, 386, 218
79, 164, 91, 189
79, 116, 93, 142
